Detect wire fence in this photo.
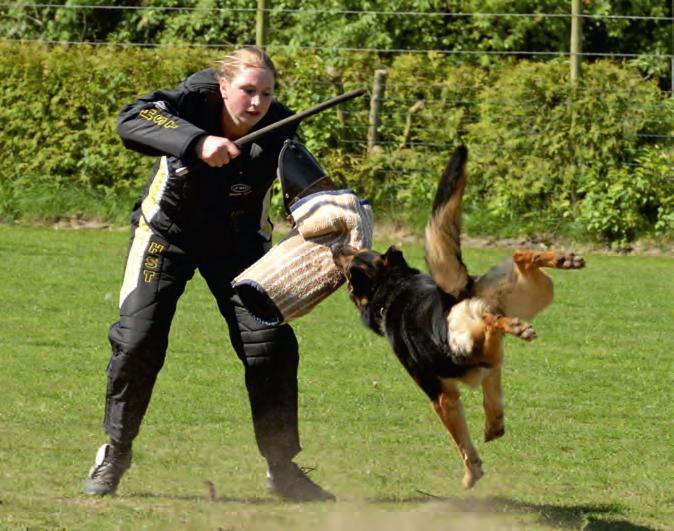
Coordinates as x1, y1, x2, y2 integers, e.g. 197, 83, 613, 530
2, 3, 673, 55
6, 36, 670, 62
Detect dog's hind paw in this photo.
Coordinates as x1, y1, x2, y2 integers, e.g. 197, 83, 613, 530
462, 459, 484, 489
485, 424, 505, 442
554, 252, 585, 269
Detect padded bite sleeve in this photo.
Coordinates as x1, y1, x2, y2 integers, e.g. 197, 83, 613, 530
232, 190, 373, 324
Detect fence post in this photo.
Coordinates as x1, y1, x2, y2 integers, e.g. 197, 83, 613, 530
368, 69, 387, 154
570, 0, 582, 83
399, 100, 424, 149
256, 0, 268, 49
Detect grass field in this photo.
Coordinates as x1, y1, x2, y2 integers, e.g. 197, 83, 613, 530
0, 225, 672, 530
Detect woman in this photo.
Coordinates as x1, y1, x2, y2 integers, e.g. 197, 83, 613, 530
83, 47, 334, 502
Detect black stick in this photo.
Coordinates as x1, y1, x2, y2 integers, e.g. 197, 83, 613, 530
233, 88, 366, 147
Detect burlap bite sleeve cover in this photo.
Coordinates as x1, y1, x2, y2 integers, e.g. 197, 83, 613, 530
232, 189, 373, 325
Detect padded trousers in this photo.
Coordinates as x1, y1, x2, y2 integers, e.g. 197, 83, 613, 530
102, 218, 301, 465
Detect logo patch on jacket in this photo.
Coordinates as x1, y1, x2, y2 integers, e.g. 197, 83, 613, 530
230, 183, 252, 196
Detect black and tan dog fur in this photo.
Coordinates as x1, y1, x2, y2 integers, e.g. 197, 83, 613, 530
333, 145, 585, 489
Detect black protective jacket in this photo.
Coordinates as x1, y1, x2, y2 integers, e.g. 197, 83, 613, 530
117, 68, 297, 248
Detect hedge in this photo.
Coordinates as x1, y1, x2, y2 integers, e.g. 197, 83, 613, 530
0, 42, 671, 244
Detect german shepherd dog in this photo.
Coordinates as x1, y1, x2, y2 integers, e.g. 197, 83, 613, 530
332, 146, 585, 489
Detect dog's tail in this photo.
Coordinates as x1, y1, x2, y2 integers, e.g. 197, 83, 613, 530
424, 145, 470, 298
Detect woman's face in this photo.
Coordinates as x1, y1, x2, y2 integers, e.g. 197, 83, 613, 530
220, 66, 275, 136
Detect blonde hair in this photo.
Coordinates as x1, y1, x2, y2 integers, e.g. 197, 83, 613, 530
215, 47, 277, 83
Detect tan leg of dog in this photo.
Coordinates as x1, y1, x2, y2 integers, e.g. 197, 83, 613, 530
482, 367, 505, 442
478, 313, 534, 444
502, 251, 584, 319
432, 381, 484, 489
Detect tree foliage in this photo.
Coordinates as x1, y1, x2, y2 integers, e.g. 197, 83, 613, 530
2, 1, 671, 85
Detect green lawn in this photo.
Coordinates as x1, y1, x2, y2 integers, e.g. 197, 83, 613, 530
0, 225, 672, 530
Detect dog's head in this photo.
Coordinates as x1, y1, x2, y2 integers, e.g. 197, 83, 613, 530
332, 244, 411, 313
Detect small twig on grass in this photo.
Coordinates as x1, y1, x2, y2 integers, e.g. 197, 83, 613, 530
203, 480, 217, 501
415, 488, 449, 500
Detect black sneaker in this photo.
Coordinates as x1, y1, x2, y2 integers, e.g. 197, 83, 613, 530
83, 443, 132, 496
266, 462, 336, 502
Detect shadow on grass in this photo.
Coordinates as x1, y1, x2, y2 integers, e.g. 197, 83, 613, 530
366, 495, 656, 530
490, 497, 655, 530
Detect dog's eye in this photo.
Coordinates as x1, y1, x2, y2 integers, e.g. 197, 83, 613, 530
356, 296, 369, 307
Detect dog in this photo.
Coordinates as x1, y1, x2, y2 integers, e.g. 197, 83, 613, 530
333, 145, 585, 489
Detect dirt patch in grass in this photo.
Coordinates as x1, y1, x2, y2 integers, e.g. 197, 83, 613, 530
6, 216, 673, 256
371, 219, 673, 257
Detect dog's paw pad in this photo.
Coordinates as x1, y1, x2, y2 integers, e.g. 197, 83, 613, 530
556, 252, 585, 269
521, 326, 537, 340
570, 254, 586, 268
513, 321, 536, 341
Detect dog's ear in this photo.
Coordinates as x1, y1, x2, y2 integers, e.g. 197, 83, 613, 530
382, 246, 407, 268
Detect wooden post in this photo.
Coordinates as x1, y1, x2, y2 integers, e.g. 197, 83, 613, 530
570, 0, 582, 83
368, 69, 387, 154
399, 100, 424, 149
568, 0, 583, 209
256, 0, 267, 49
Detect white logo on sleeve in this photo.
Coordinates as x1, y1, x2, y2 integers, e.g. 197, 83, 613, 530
230, 184, 252, 196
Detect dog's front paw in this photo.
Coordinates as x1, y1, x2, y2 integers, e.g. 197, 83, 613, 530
555, 252, 585, 269
509, 318, 537, 341
483, 313, 537, 341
